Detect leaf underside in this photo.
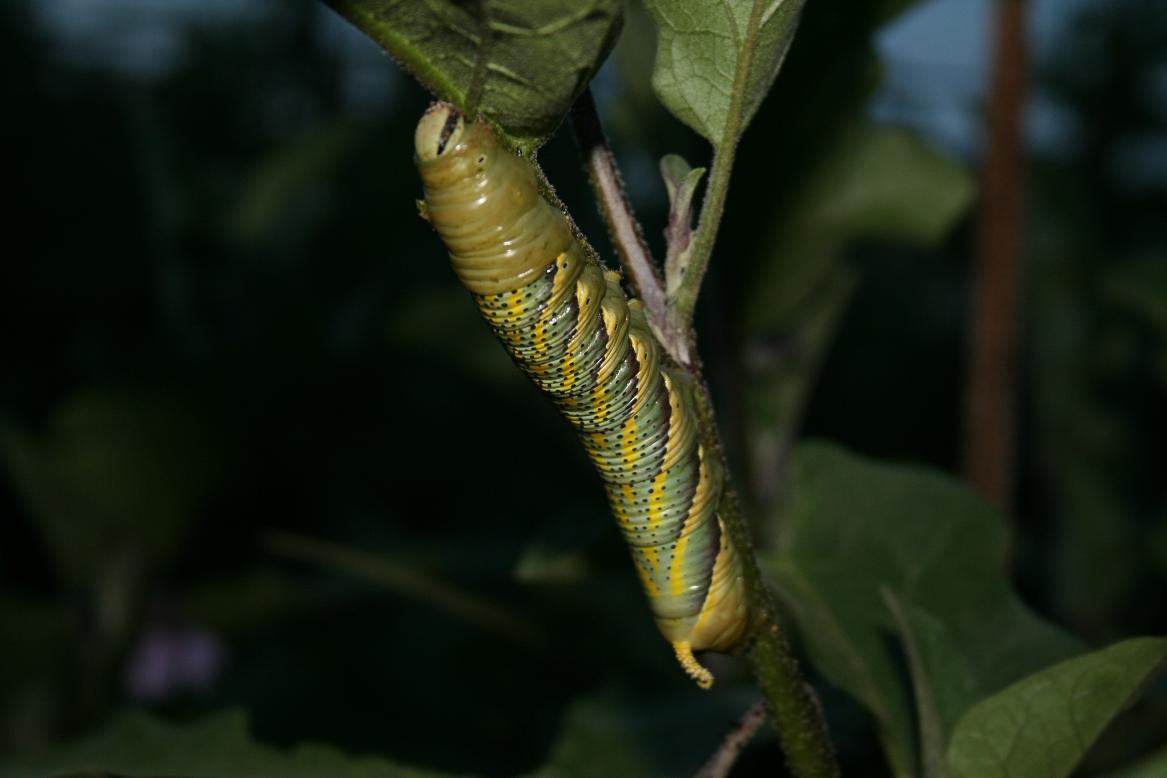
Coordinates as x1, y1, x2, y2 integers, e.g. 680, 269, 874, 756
323, 0, 622, 148
645, 0, 807, 145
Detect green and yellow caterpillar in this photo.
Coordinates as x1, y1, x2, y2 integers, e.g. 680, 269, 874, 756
414, 102, 747, 688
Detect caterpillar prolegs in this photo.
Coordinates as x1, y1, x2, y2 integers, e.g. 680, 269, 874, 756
414, 103, 747, 688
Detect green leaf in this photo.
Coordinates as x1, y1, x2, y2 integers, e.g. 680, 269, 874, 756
660, 154, 706, 296
0, 709, 468, 778
738, 127, 973, 492
644, 0, 807, 145
741, 123, 976, 333
882, 590, 968, 778
761, 443, 1082, 778
946, 637, 1167, 778
660, 154, 704, 205
322, 0, 622, 147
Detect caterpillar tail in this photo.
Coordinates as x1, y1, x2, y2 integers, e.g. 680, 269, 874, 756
673, 641, 714, 689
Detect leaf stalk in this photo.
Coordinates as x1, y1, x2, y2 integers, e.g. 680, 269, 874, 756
667, 0, 770, 334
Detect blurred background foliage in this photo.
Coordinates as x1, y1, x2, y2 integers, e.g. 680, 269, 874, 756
0, 0, 1164, 775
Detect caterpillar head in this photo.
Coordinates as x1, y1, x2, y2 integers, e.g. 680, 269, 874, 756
415, 102, 466, 162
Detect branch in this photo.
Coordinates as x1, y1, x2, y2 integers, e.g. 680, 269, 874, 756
694, 701, 768, 778
690, 381, 840, 778
569, 89, 691, 366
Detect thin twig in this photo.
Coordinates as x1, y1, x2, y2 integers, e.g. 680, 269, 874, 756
569, 89, 687, 365
695, 701, 768, 778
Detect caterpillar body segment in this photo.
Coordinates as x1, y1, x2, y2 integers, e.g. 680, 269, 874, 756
414, 103, 747, 688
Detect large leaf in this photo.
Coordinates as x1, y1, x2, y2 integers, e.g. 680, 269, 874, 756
322, 0, 622, 146
946, 637, 1167, 778
761, 443, 1082, 777
644, 0, 806, 145
741, 123, 975, 333
882, 590, 971, 778
0, 710, 467, 778
738, 126, 972, 504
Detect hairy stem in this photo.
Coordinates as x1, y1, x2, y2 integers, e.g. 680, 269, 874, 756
692, 381, 840, 778
695, 700, 768, 778
570, 32, 837, 777
569, 90, 688, 365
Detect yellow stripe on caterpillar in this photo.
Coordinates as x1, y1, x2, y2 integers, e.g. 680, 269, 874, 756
414, 101, 747, 688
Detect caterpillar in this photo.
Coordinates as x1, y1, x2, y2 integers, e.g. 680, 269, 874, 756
413, 102, 747, 688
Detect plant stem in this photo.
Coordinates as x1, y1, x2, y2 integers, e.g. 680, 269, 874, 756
572, 74, 839, 778
695, 700, 768, 778
692, 381, 840, 778
569, 90, 687, 364
668, 0, 770, 336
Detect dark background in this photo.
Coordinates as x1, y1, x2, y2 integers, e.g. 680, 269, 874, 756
1, 0, 1165, 775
